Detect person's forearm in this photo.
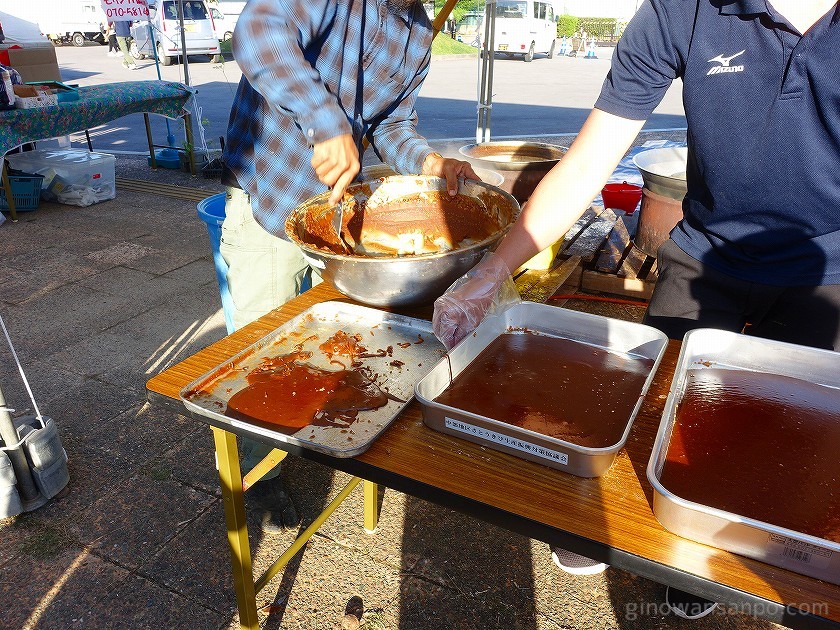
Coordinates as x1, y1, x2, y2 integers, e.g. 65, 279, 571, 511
494, 109, 646, 273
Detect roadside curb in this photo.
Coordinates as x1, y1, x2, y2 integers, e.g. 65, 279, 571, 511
432, 53, 481, 60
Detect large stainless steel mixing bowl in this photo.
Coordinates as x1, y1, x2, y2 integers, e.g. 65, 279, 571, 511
458, 141, 569, 203
285, 176, 520, 307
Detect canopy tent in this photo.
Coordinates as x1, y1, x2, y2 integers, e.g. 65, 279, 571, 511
0, 10, 53, 47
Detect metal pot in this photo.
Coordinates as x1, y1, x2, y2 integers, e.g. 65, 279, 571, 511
632, 147, 688, 256
632, 147, 688, 200
458, 141, 568, 203
285, 176, 520, 307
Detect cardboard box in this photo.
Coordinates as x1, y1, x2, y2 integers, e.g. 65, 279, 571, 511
12, 84, 57, 109
6, 47, 61, 83
25, 81, 79, 103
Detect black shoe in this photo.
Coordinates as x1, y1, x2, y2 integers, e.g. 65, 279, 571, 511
665, 586, 719, 619
248, 477, 300, 533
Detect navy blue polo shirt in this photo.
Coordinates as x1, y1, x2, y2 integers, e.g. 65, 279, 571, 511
595, 0, 840, 286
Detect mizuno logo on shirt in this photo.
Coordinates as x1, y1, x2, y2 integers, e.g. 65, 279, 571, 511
707, 50, 746, 75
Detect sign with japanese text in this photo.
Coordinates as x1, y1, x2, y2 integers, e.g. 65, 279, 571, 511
100, 0, 150, 21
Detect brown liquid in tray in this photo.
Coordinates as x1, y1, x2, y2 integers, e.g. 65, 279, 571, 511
433, 333, 654, 448
661, 368, 840, 542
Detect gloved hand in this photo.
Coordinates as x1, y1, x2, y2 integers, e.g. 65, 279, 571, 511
432, 251, 520, 350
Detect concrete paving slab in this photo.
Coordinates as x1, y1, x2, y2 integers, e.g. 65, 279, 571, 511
33, 437, 136, 519
76, 571, 228, 629
1, 284, 142, 365
82, 402, 200, 468
159, 257, 219, 289
138, 500, 239, 614
76, 265, 198, 304
67, 475, 216, 571
155, 427, 224, 496
0, 249, 105, 305
0, 547, 128, 629
0, 360, 87, 418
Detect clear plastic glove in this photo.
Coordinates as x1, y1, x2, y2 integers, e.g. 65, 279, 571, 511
432, 251, 520, 350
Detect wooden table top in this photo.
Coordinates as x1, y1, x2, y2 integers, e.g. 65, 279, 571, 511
146, 282, 840, 625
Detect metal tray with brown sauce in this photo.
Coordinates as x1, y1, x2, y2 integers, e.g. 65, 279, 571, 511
647, 328, 840, 585
180, 302, 445, 457
415, 302, 669, 477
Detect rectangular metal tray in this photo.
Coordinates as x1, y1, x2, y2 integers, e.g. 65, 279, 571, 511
647, 328, 840, 585
180, 302, 445, 457
414, 301, 668, 477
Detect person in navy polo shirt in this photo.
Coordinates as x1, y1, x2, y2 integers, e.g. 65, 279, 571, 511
433, 0, 839, 618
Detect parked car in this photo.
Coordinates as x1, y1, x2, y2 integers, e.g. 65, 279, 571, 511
455, 11, 483, 47
129, 0, 220, 65
209, 6, 238, 41
0, 9, 53, 47
0, 0, 106, 47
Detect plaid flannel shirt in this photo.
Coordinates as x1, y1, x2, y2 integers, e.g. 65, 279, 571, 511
223, 0, 435, 238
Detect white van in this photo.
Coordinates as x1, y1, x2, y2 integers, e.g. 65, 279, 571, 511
211, 1, 243, 41
487, 0, 556, 61
209, 7, 239, 41
130, 0, 220, 65
455, 11, 483, 46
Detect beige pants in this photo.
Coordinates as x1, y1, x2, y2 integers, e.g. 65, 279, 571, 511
220, 186, 320, 477
116, 36, 133, 66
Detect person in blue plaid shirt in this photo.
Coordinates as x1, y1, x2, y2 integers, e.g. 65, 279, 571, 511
220, 0, 478, 533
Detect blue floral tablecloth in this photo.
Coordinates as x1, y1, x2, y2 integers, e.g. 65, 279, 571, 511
0, 80, 194, 155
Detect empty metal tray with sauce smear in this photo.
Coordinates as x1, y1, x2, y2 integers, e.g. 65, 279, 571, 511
181, 302, 445, 457
647, 328, 840, 585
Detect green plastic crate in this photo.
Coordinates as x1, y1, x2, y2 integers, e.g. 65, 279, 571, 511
0, 173, 45, 212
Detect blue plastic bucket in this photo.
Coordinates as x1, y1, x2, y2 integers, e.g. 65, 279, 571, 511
197, 193, 235, 333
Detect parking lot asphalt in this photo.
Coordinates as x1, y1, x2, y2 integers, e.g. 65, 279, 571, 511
48, 41, 685, 156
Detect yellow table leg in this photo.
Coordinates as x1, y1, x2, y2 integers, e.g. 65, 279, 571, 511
211, 428, 381, 620
212, 428, 259, 630
363, 480, 380, 534
242, 448, 288, 491
254, 476, 362, 593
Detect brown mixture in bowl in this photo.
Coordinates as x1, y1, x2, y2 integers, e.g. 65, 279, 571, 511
296, 190, 502, 256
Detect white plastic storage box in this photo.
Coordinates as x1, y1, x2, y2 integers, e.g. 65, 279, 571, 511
6, 149, 116, 207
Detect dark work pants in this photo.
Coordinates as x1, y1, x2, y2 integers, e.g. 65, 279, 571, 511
643, 240, 840, 350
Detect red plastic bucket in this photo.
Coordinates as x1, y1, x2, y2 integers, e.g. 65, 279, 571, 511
601, 181, 643, 214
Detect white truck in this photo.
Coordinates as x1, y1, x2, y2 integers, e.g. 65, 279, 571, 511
483, 0, 557, 62
0, 0, 108, 47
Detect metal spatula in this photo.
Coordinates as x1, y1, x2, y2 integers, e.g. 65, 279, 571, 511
331, 199, 345, 248
329, 193, 355, 254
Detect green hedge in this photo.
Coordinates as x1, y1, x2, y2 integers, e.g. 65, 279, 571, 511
556, 14, 578, 38
576, 17, 619, 39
